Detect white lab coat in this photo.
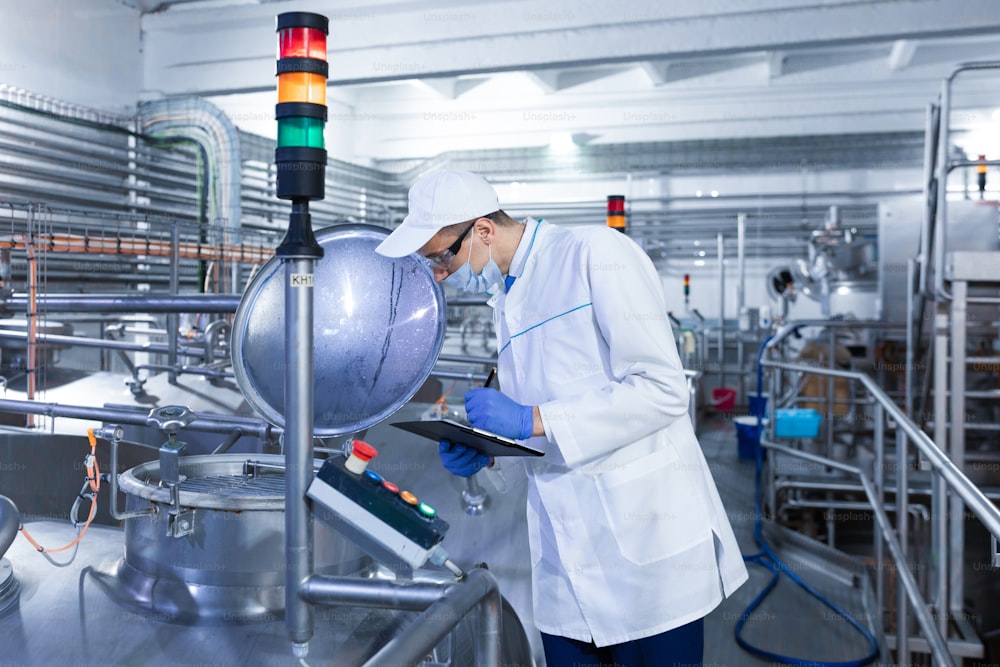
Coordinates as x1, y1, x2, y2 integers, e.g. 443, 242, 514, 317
488, 218, 748, 647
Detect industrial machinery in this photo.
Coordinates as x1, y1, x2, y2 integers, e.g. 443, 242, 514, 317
0, 12, 536, 666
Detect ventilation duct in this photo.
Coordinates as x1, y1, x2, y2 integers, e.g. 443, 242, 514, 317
137, 97, 241, 230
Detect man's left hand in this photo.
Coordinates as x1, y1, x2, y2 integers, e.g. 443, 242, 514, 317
465, 388, 534, 440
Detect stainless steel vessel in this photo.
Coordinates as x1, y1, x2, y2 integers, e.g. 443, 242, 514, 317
115, 453, 368, 623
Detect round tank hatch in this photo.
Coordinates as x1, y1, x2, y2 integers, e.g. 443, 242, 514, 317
231, 224, 446, 436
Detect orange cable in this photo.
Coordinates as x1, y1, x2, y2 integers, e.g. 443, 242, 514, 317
18, 428, 100, 554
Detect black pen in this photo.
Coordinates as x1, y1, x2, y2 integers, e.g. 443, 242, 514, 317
484, 367, 497, 389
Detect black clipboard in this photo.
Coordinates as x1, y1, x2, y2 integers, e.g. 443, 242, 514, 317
390, 419, 544, 458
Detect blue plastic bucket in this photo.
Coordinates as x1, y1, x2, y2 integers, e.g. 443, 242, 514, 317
735, 416, 764, 461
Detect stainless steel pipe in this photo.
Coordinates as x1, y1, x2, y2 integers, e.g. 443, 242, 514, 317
0, 397, 276, 440
0, 329, 206, 357
361, 567, 501, 667
301, 574, 450, 610
3, 293, 241, 314
284, 256, 315, 655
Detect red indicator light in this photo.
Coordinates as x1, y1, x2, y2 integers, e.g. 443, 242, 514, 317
606, 194, 626, 232
278, 27, 327, 61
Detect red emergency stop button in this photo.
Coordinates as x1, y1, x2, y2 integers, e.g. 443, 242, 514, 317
345, 439, 378, 474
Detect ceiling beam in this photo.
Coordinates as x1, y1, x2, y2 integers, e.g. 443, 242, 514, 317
522, 71, 561, 94
640, 62, 670, 86
141, 0, 1000, 96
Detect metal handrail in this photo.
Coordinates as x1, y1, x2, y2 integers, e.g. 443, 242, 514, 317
764, 439, 950, 663
761, 357, 1000, 665
762, 360, 1000, 539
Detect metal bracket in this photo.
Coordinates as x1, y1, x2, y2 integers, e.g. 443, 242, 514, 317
167, 508, 196, 538
147, 406, 197, 539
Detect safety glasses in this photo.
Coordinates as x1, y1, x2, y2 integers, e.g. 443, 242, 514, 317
422, 220, 476, 269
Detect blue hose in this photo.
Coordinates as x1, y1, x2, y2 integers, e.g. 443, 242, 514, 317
734, 334, 879, 666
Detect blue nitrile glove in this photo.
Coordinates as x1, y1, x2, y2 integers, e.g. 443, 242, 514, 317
465, 388, 534, 440
438, 439, 490, 477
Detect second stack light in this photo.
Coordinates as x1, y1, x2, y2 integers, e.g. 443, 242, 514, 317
607, 195, 626, 233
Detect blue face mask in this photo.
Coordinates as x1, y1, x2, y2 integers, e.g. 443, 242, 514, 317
444, 234, 503, 294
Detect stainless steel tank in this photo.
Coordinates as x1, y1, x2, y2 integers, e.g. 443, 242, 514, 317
0, 222, 540, 663
115, 453, 368, 624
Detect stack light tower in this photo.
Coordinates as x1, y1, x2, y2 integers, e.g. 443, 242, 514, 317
274, 11, 328, 658
606, 194, 626, 233
275, 11, 329, 249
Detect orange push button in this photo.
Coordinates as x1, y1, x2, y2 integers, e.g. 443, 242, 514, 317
399, 491, 418, 505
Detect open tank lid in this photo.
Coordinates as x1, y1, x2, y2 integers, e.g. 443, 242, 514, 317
231, 224, 446, 437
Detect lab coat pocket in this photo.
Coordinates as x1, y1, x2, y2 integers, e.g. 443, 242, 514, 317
595, 446, 711, 566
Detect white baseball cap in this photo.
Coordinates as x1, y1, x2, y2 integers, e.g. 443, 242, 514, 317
375, 170, 500, 257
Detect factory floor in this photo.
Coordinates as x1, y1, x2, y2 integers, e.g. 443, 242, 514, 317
698, 412, 886, 667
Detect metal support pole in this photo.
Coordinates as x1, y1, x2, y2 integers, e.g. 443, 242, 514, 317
285, 256, 314, 656
933, 307, 950, 633
827, 328, 836, 459
717, 233, 725, 387
737, 214, 746, 397
932, 468, 948, 639
767, 367, 778, 517
897, 427, 911, 667
873, 403, 885, 623
948, 280, 967, 617
919, 103, 937, 295
736, 213, 745, 316
168, 223, 180, 383
933, 80, 949, 298
905, 258, 916, 422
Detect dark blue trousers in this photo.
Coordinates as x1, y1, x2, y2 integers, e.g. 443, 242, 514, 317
540, 617, 704, 667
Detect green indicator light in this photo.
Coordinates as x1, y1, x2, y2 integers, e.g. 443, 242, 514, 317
277, 116, 325, 149
417, 502, 436, 518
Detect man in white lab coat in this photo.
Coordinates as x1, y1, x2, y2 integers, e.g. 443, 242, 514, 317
376, 170, 748, 666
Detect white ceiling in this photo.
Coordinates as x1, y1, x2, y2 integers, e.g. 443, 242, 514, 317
132, 0, 1000, 166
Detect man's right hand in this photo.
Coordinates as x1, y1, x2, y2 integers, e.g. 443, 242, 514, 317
438, 439, 490, 477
